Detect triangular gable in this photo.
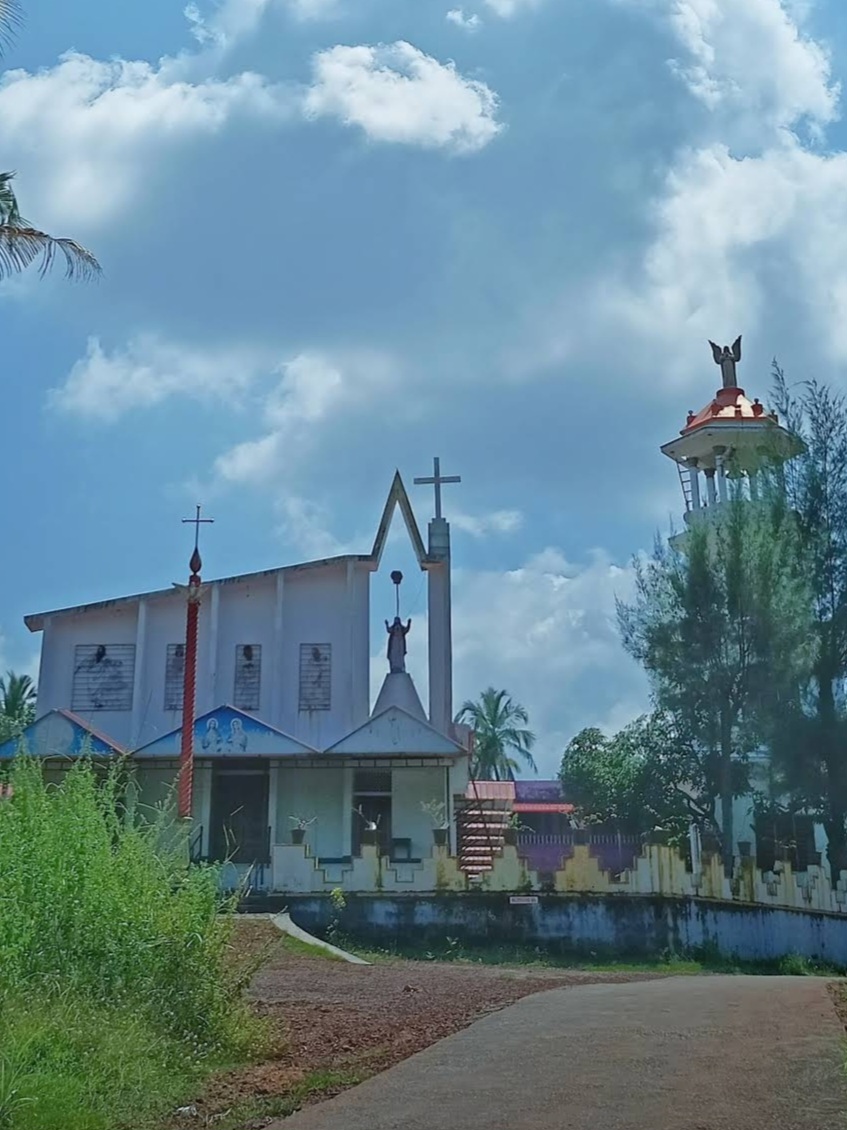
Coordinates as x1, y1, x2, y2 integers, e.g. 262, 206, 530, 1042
370, 471, 430, 569
324, 706, 465, 757
0, 709, 126, 760
133, 705, 319, 759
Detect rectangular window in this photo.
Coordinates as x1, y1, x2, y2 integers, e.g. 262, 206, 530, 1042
299, 643, 331, 711
164, 643, 185, 711
234, 644, 262, 711
72, 644, 135, 712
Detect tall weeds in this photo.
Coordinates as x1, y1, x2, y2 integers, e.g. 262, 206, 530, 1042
0, 757, 260, 1128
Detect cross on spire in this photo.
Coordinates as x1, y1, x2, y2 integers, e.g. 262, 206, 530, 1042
414, 457, 461, 521
182, 504, 214, 576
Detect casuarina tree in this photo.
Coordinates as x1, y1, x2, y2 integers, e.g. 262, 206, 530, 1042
618, 496, 813, 873
765, 367, 847, 875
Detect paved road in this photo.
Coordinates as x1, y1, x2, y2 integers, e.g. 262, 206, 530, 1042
278, 976, 845, 1130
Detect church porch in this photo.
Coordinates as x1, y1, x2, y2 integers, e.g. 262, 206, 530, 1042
270, 757, 461, 894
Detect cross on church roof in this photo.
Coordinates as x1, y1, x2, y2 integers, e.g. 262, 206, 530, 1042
414, 457, 460, 521
182, 504, 214, 576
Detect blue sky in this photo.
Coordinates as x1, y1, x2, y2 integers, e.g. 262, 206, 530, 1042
3, 0, 847, 773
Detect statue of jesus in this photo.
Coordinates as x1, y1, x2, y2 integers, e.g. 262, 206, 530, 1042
385, 616, 411, 673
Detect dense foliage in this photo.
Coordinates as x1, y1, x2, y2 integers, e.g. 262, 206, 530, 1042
617, 495, 813, 869
0, 758, 262, 1129
560, 713, 711, 837
764, 368, 847, 873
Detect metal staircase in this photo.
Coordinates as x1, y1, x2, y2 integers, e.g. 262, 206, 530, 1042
455, 791, 511, 880
677, 463, 694, 512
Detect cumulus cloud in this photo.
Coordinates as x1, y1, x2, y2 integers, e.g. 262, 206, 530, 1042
453, 548, 648, 773
303, 41, 502, 153
451, 509, 523, 537
214, 350, 403, 485
0, 51, 292, 231
185, 0, 337, 49
483, 0, 543, 16
446, 8, 482, 31
661, 0, 838, 140
582, 0, 847, 386
51, 335, 273, 421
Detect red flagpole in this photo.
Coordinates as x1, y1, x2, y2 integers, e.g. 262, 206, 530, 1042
178, 546, 202, 820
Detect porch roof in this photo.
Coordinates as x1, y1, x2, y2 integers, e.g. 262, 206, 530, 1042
0, 709, 127, 760
324, 705, 465, 758
132, 706, 319, 759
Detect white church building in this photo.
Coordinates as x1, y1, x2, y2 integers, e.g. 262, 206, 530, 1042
5, 465, 473, 893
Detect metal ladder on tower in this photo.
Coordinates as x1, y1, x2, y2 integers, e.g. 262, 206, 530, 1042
677, 463, 694, 513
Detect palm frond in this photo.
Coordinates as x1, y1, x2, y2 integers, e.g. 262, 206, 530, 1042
0, 223, 100, 281
0, 1, 22, 54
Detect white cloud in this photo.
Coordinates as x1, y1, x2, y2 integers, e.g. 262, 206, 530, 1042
483, 0, 543, 15
214, 350, 402, 485
453, 548, 649, 774
276, 494, 359, 559
446, 8, 482, 31
451, 509, 523, 537
185, 0, 337, 49
0, 51, 292, 232
581, 0, 847, 388
662, 0, 838, 139
51, 335, 273, 422
303, 41, 502, 153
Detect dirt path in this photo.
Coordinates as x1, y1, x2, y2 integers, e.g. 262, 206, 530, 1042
276, 976, 846, 1130
167, 920, 664, 1127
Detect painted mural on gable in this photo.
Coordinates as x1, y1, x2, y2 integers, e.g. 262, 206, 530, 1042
0, 710, 125, 760
134, 706, 316, 758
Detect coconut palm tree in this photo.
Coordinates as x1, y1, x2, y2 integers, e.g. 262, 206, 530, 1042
0, 3, 99, 280
456, 687, 537, 781
0, 670, 35, 743
0, 670, 35, 727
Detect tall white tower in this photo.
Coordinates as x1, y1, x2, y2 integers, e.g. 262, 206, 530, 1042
414, 457, 461, 738
661, 336, 801, 526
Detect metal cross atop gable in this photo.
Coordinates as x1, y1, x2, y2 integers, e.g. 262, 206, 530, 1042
414, 457, 461, 521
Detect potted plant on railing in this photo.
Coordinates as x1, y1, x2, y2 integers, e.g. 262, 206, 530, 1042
289, 815, 316, 846
421, 799, 450, 847
353, 806, 380, 846
503, 812, 528, 847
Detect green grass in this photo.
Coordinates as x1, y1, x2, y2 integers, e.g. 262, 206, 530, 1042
340, 934, 846, 978
0, 757, 268, 1129
195, 1069, 371, 1130
277, 933, 344, 961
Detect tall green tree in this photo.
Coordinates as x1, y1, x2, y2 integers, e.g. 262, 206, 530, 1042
0, 4, 99, 280
618, 497, 813, 872
0, 670, 36, 743
766, 368, 847, 874
560, 713, 714, 837
456, 687, 537, 780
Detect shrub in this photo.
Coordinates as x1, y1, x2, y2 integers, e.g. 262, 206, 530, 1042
0, 757, 263, 1128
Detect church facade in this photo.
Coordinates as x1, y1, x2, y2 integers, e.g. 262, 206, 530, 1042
5, 468, 472, 894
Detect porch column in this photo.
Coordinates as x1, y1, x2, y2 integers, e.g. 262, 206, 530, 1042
269, 762, 279, 850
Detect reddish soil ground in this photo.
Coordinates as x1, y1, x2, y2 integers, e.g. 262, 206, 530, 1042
164, 918, 664, 1129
